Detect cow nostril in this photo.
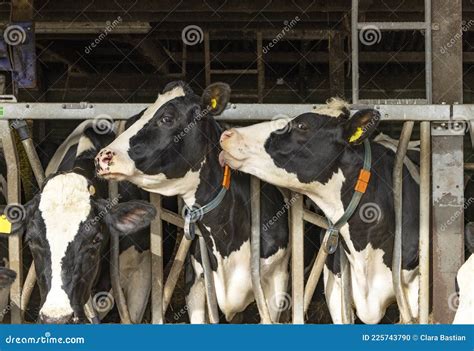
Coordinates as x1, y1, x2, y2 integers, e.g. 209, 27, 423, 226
221, 130, 234, 143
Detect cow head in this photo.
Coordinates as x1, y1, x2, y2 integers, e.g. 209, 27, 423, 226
9, 171, 156, 324
220, 99, 380, 214
95, 81, 230, 202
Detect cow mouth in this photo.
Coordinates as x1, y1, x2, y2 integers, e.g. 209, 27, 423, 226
96, 169, 129, 181
218, 150, 246, 170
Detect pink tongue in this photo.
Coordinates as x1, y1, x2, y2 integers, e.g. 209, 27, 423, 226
218, 151, 226, 167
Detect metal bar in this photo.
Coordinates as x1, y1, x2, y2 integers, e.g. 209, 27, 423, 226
392, 121, 415, 323
339, 248, 353, 324
198, 233, 219, 324
425, 0, 432, 103
0, 103, 453, 121
303, 245, 328, 314
210, 69, 258, 74
302, 210, 328, 229
431, 124, 465, 324
109, 180, 132, 324
162, 237, 192, 314
419, 121, 431, 323
357, 22, 428, 30
351, 0, 359, 103
0, 121, 22, 323
257, 32, 264, 103
150, 193, 164, 324
12, 120, 46, 319
291, 192, 304, 324
204, 31, 211, 86
250, 177, 272, 323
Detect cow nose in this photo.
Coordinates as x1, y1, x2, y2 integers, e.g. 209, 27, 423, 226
220, 129, 235, 144
39, 312, 73, 324
95, 149, 115, 172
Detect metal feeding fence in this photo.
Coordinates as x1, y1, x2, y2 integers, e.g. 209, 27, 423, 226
0, 100, 471, 324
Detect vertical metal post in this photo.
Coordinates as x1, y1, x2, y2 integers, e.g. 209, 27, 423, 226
0, 121, 21, 323
162, 236, 192, 313
204, 31, 211, 87
291, 192, 304, 324
198, 232, 219, 324
250, 177, 272, 323
424, 0, 432, 103
431, 124, 464, 323
256, 32, 264, 103
351, 0, 359, 103
329, 31, 345, 98
431, 0, 463, 324
150, 193, 164, 324
419, 121, 431, 323
392, 121, 415, 323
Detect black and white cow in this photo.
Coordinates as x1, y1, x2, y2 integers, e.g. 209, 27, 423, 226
4, 127, 158, 324
95, 81, 290, 323
220, 99, 421, 324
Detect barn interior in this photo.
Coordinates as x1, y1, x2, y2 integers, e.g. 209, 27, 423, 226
0, 0, 472, 325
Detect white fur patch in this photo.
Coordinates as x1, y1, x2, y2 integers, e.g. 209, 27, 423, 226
76, 135, 95, 157
38, 173, 92, 319
453, 254, 474, 324
314, 97, 349, 118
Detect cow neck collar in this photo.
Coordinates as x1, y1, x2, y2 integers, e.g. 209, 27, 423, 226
183, 164, 231, 240
182, 120, 231, 240
321, 139, 372, 254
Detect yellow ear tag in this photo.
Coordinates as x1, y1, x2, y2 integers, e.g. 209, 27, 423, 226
88, 185, 96, 196
211, 98, 217, 109
0, 215, 12, 234
349, 127, 364, 143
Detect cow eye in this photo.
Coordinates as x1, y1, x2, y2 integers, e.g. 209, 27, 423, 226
92, 233, 103, 244
160, 115, 173, 125
296, 122, 308, 131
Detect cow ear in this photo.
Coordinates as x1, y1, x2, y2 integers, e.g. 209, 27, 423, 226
105, 200, 156, 235
202, 82, 231, 115
1, 195, 40, 237
343, 109, 381, 145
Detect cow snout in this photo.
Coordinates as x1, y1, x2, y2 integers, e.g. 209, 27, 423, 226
39, 312, 73, 324
220, 128, 243, 147
95, 149, 116, 174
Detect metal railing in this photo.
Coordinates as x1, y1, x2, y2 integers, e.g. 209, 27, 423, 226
0, 102, 471, 324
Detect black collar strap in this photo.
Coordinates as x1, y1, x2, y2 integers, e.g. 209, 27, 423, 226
323, 139, 372, 254
183, 165, 231, 240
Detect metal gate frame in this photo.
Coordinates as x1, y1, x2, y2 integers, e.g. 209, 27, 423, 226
0, 101, 470, 324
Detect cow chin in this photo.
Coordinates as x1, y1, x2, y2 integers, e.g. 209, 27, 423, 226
97, 161, 136, 181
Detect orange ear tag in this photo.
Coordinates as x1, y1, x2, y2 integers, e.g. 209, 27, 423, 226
222, 165, 231, 190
